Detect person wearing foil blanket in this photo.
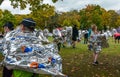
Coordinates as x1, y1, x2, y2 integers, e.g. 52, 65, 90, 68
53, 25, 63, 51
12, 18, 38, 77
2, 21, 14, 77
88, 24, 101, 65
2, 18, 65, 77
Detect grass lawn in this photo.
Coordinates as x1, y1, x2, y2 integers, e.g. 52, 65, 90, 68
0, 37, 120, 77
60, 38, 120, 77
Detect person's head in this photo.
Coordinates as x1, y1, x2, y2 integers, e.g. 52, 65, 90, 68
44, 26, 47, 28
53, 25, 57, 29
91, 24, 97, 32
73, 25, 77, 29
20, 18, 36, 32
3, 21, 14, 33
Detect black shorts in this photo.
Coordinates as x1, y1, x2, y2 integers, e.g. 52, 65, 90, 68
115, 36, 120, 40
3, 67, 13, 77
72, 37, 77, 41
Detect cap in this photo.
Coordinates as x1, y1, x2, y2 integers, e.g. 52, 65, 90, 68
3, 21, 14, 30
20, 18, 36, 28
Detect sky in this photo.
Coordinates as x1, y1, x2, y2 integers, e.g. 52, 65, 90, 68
0, 0, 120, 14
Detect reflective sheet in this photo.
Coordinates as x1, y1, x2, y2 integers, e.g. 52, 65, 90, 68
1, 29, 66, 77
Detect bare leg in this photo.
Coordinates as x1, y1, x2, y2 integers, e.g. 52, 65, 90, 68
93, 52, 99, 65
94, 53, 98, 62
115, 39, 116, 44
72, 41, 76, 48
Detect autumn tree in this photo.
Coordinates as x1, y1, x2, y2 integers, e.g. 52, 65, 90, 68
115, 16, 120, 28
79, 4, 103, 30
30, 4, 55, 29
0, 9, 3, 23
0, 0, 60, 29
0, 9, 3, 31
101, 9, 111, 31
0, 0, 61, 10
14, 14, 30, 26
58, 10, 80, 28
108, 10, 119, 28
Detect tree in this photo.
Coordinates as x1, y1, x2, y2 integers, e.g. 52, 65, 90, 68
115, 16, 120, 27
0, 0, 61, 10
0, 9, 3, 31
101, 9, 111, 31
2, 10, 16, 24
30, 4, 55, 29
14, 14, 30, 26
0, 0, 3, 5
0, 9, 3, 22
79, 4, 103, 30
0, 9, 16, 31
108, 10, 119, 28
58, 10, 80, 27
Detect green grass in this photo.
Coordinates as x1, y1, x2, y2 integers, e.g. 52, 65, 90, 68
0, 37, 120, 77
60, 38, 120, 77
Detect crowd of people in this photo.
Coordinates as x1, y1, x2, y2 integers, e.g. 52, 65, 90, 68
49, 24, 120, 66
0, 18, 120, 77
31, 24, 120, 66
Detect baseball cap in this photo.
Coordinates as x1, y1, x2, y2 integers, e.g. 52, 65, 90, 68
20, 18, 36, 28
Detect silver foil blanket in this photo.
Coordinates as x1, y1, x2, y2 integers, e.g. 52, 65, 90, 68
2, 30, 66, 77
88, 35, 102, 52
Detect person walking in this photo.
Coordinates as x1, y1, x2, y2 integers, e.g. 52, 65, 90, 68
84, 30, 89, 44
53, 25, 62, 51
72, 25, 78, 48
89, 24, 101, 65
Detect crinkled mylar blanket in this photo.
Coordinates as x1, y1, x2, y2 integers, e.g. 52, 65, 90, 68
1, 29, 66, 77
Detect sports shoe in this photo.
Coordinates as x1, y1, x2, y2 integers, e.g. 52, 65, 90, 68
92, 61, 99, 65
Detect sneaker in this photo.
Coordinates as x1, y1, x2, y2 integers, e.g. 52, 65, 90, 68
73, 46, 76, 48
92, 61, 99, 65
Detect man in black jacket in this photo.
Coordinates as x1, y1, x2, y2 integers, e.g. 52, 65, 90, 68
72, 25, 78, 48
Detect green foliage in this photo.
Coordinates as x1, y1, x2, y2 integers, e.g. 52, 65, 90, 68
0, 9, 16, 31
10, 0, 42, 10
101, 9, 111, 28
8, 0, 59, 10
14, 14, 30, 26
79, 4, 120, 30
115, 16, 120, 27
52, 0, 58, 3
0, 9, 3, 21
30, 4, 55, 29
0, 0, 3, 5
79, 4, 103, 30
63, 19, 71, 26
58, 10, 80, 28
108, 10, 119, 28
1, 1, 120, 31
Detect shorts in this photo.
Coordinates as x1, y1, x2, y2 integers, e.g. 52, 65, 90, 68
72, 37, 77, 41
3, 67, 13, 77
115, 36, 120, 40
88, 42, 101, 53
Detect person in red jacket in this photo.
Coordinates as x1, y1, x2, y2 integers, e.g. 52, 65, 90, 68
114, 32, 120, 43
